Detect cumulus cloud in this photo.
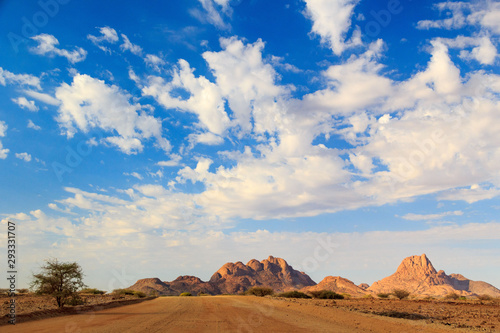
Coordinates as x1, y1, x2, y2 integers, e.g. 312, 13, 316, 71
124, 172, 143, 180
120, 34, 143, 56
15, 152, 32, 162
301, 40, 392, 115
191, 0, 232, 30
143, 59, 230, 136
438, 184, 500, 204
27, 120, 41, 130
157, 154, 183, 167
437, 35, 497, 65
30, 34, 87, 63
202, 37, 288, 135
11, 96, 38, 112
87, 26, 119, 52
144, 54, 166, 72
0, 121, 8, 159
55, 74, 170, 154
5, 186, 500, 289
418, 1, 500, 34
303, 0, 362, 55
0, 67, 41, 90
188, 132, 224, 146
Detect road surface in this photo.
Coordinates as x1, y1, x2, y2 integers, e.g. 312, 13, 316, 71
4, 296, 457, 332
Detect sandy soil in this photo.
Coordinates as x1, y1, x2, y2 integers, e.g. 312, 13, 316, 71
1, 295, 475, 333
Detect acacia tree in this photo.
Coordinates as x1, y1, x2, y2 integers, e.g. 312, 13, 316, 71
30, 259, 86, 307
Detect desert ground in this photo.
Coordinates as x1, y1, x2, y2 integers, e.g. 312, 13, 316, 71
3, 295, 500, 332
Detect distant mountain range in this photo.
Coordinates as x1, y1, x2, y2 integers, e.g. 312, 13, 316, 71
128, 254, 500, 298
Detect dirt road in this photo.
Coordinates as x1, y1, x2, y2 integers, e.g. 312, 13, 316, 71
4, 296, 460, 332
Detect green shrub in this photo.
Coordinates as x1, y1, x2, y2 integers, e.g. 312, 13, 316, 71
197, 292, 210, 296
134, 291, 147, 298
377, 293, 390, 299
80, 288, 106, 295
67, 294, 85, 306
112, 288, 136, 296
244, 287, 274, 297
363, 294, 374, 299
392, 289, 410, 300
112, 289, 145, 298
444, 292, 459, 300
309, 290, 344, 299
180, 292, 192, 296
341, 293, 351, 300
277, 291, 311, 299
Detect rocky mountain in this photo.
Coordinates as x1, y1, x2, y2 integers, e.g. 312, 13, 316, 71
128, 254, 500, 298
128, 276, 218, 296
301, 276, 367, 296
210, 256, 316, 294
368, 254, 500, 297
128, 256, 315, 295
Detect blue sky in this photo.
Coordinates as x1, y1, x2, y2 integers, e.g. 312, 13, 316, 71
1, 0, 500, 291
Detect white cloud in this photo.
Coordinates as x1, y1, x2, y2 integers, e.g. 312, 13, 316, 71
438, 184, 500, 204
15, 152, 32, 162
157, 154, 182, 167
87, 26, 119, 52
0, 121, 7, 137
0, 67, 41, 90
188, 132, 224, 146
12, 96, 38, 112
401, 211, 463, 221
124, 172, 143, 180
439, 36, 497, 65
23, 90, 61, 106
55, 74, 170, 154
303, 0, 361, 55
417, 2, 471, 30
144, 54, 166, 72
143, 59, 230, 136
0, 121, 8, 159
5, 186, 500, 289
27, 120, 41, 130
417, 1, 500, 36
202, 37, 287, 135
191, 0, 232, 30
30, 34, 87, 63
301, 40, 392, 115
120, 34, 143, 56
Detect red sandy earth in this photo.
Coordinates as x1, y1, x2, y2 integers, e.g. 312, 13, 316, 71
2, 295, 500, 332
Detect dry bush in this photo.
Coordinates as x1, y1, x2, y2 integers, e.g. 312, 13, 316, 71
244, 287, 274, 297
392, 289, 410, 300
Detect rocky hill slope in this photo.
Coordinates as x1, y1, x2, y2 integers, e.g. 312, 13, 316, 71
128, 256, 315, 295
128, 254, 500, 297
368, 254, 500, 297
210, 256, 316, 294
301, 276, 367, 296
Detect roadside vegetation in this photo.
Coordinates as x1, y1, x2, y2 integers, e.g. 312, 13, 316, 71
30, 259, 86, 307
277, 291, 311, 298
308, 290, 344, 299
244, 287, 274, 297
392, 289, 410, 300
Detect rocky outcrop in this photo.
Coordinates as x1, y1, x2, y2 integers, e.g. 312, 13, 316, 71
301, 276, 367, 296
128, 256, 315, 296
368, 254, 500, 297
128, 276, 218, 296
210, 256, 316, 294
